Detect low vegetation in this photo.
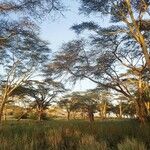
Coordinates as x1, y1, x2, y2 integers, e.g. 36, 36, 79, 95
0, 120, 150, 150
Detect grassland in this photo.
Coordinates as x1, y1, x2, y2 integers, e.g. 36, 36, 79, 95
0, 119, 150, 150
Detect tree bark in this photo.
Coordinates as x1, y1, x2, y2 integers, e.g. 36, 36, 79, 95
119, 100, 122, 118
136, 77, 149, 123
4, 109, 7, 121
136, 99, 149, 123
126, 1, 150, 70
67, 111, 70, 120
37, 109, 43, 121
0, 98, 7, 123
99, 105, 103, 118
103, 102, 107, 119
88, 109, 94, 123
145, 102, 150, 115
38, 112, 42, 121
138, 33, 150, 70
0, 104, 5, 123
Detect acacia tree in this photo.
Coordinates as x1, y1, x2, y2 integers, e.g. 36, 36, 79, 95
0, 0, 64, 47
119, 69, 150, 121
70, 91, 98, 123
0, 27, 51, 122
0, 0, 63, 16
114, 94, 130, 118
58, 94, 77, 120
76, 0, 150, 69
45, 37, 150, 122
93, 88, 111, 119
21, 79, 66, 121
70, 0, 150, 122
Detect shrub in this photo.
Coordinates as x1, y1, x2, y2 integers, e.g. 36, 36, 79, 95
13, 109, 28, 119
28, 111, 48, 120
28, 112, 38, 120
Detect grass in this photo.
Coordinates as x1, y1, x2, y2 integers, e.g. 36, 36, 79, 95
0, 119, 150, 150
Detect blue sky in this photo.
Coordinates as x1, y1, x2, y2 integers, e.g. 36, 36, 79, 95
39, 0, 109, 51
39, 0, 109, 91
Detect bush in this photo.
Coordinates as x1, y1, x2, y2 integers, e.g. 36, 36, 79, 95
13, 109, 28, 119
28, 111, 48, 120
28, 112, 38, 120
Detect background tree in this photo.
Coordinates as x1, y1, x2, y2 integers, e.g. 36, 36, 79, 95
0, 0, 65, 123
14, 79, 65, 121
96, 89, 111, 119
0, 0, 64, 47
0, 29, 51, 122
58, 94, 77, 120
115, 95, 129, 118
70, 91, 99, 123
0, 0, 63, 17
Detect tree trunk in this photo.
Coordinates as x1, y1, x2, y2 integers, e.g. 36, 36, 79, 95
119, 100, 122, 118
67, 111, 70, 120
136, 99, 149, 123
38, 109, 43, 121
88, 109, 94, 123
38, 112, 42, 121
138, 33, 150, 70
136, 77, 149, 123
99, 105, 103, 119
145, 102, 150, 115
0, 100, 6, 123
103, 102, 107, 119
127, 9, 150, 70
4, 110, 7, 121
0, 105, 4, 123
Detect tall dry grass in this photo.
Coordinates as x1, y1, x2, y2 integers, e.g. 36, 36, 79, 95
0, 119, 150, 150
